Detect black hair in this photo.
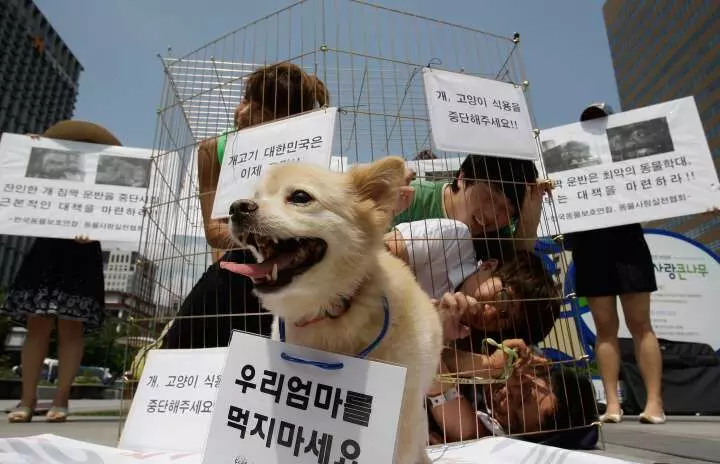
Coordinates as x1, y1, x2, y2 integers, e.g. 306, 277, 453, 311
523, 366, 599, 448
450, 154, 538, 220
455, 250, 560, 349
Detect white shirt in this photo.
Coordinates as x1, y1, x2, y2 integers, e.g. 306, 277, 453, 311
394, 219, 478, 298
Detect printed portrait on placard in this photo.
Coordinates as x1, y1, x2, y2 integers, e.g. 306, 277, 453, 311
541, 139, 601, 174
25, 147, 87, 182
95, 155, 151, 188
607, 117, 675, 162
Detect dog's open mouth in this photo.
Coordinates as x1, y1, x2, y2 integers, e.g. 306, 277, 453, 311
220, 232, 327, 292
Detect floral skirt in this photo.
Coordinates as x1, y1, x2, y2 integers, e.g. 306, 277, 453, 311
1, 237, 105, 333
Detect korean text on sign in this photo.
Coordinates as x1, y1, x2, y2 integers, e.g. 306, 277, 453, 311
211, 108, 337, 219
422, 67, 537, 161
203, 331, 406, 464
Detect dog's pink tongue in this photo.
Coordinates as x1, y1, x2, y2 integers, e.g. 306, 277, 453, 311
220, 261, 271, 277
220, 253, 295, 278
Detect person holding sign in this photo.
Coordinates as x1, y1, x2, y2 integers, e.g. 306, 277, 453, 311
569, 103, 664, 425
163, 62, 330, 349
392, 153, 548, 262
2, 121, 115, 423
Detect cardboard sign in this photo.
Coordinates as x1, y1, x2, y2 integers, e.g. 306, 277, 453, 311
202, 331, 407, 464
537, 97, 720, 235
119, 348, 227, 453
211, 108, 337, 219
422, 68, 537, 160
0, 133, 153, 242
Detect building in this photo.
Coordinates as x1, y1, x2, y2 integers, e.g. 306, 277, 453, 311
102, 249, 157, 303
603, 0, 720, 252
0, 0, 83, 290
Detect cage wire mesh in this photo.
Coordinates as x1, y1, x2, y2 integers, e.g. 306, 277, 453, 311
123, 0, 598, 449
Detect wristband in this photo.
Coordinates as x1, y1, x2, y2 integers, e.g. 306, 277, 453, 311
427, 386, 461, 408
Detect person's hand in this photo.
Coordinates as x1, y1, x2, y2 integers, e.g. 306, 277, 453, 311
74, 234, 92, 244
403, 166, 416, 186
487, 339, 548, 372
393, 186, 415, 216
433, 292, 481, 343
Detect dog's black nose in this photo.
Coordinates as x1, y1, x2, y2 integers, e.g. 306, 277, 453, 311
229, 199, 259, 216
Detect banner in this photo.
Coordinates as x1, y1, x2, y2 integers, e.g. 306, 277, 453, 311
537, 97, 720, 234
119, 348, 227, 453
211, 108, 337, 219
422, 68, 537, 160
579, 230, 720, 351
0, 133, 153, 242
0, 434, 636, 464
203, 331, 406, 464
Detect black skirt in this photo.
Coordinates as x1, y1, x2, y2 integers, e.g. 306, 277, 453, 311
570, 223, 657, 297
163, 249, 273, 349
1, 237, 105, 332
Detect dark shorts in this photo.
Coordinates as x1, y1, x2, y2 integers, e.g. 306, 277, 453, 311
570, 224, 657, 298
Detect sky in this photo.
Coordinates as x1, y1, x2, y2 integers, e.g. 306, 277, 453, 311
34, 0, 619, 149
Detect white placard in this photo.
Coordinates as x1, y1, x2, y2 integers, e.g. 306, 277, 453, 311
211, 108, 338, 219
580, 230, 720, 350
537, 97, 720, 235
119, 348, 227, 453
422, 68, 537, 160
202, 331, 407, 464
0, 133, 153, 242
0, 435, 638, 464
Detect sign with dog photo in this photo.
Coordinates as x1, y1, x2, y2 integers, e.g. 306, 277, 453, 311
536, 97, 720, 235
202, 331, 407, 464
0, 133, 153, 242
422, 68, 537, 160
211, 108, 337, 219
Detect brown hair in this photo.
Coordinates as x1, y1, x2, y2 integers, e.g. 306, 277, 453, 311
456, 250, 560, 348
234, 62, 330, 130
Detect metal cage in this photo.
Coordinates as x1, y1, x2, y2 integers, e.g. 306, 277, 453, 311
122, 0, 597, 451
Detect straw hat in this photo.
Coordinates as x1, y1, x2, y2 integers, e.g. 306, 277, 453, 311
579, 102, 615, 122
42, 120, 122, 146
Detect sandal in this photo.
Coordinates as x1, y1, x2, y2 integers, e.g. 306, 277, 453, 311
46, 406, 69, 423
8, 406, 34, 423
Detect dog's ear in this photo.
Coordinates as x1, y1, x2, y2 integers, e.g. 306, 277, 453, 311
350, 156, 406, 211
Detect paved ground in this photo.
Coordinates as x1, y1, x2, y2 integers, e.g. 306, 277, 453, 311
1, 401, 718, 463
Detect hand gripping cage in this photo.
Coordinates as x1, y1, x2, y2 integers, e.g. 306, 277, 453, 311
122, 0, 599, 451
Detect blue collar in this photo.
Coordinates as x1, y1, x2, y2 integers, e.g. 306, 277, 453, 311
278, 295, 390, 371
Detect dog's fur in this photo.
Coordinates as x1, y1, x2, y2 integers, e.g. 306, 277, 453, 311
226, 157, 443, 464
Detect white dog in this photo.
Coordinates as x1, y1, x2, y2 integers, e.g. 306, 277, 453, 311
221, 156, 443, 464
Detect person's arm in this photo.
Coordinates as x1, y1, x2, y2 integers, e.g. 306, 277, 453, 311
197, 139, 233, 251
384, 229, 409, 263
427, 359, 485, 442
514, 180, 553, 251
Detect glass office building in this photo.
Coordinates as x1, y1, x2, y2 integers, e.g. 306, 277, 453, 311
603, 0, 720, 252
0, 0, 82, 289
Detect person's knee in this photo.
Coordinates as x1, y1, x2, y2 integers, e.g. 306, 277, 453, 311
624, 316, 653, 337
57, 319, 85, 341
26, 316, 54, 337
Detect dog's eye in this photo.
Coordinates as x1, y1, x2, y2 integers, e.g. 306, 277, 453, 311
287, 190, 313, 204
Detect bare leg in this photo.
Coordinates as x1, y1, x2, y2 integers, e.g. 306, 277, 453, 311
53, 319, 85, 409
588, 296, 622, 416
620, 292, 664, 417
18, 316, 54, 408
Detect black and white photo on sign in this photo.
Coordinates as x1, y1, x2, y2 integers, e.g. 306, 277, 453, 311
535, 96, 720, 235
541, 139, 603, 174
25, 147, 87, 182
606, 117, 675, 162
95, 155, 151, 188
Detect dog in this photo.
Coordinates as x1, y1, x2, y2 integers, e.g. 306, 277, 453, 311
220, 156, 443, 464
